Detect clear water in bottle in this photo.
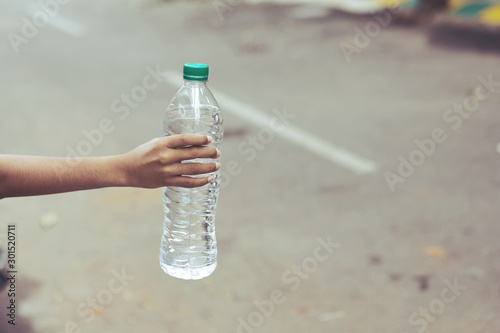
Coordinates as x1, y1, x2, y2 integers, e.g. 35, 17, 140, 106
159, 64, 223, 280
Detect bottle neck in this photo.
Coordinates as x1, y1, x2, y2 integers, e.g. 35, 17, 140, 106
184, 80, 207, 87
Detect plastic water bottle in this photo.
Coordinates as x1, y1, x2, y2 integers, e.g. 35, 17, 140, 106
159, 63, 223, 280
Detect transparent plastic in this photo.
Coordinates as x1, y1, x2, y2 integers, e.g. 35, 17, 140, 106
159, 80, 223, 280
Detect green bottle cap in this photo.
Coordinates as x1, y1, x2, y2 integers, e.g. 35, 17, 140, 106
183, 63, 209, 81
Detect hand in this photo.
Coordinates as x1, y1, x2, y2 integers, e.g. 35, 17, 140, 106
118, 134, 221, 188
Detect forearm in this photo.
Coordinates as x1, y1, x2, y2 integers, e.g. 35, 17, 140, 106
0, 155, 127, 199
0, 135, 220, 199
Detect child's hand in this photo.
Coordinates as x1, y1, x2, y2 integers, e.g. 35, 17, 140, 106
119, 134, 221, 189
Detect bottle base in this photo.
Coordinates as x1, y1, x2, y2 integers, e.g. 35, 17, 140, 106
160, 262, 217, 280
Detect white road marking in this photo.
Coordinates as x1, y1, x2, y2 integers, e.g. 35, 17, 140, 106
47, 15, 84, 37
162, 71, 379, 175
26, 4, 84, 37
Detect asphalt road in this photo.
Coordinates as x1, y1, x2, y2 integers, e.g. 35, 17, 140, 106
0, 1, 500, 333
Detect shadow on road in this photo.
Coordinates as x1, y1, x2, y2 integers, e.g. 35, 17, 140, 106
429, 24, 500, 54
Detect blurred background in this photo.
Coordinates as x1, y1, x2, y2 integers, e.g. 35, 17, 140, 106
1, 0, 500, 332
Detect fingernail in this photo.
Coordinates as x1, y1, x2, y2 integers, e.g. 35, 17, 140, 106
217, 149, 221, 157
207, 136, 213, 143
215, 162, 221, 169
208, 176, 214, 182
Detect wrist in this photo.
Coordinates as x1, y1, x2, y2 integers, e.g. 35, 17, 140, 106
106, 155, 130, 187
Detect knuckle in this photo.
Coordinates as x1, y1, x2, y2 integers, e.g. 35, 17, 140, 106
158, 152, 170, 165
157, 137, 169, 147
162, 166, 175, 176
188, 146, 200, 154
186, 164, 199, 174
189, 147, 203, 157
179, 134, 190, 143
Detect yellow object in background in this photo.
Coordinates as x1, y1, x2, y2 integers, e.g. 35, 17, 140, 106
373, 0, 412, 8
479, 4, 500, 24
448, 0, 468, 10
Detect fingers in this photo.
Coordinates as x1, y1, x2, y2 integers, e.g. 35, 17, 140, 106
169, 162, 220, 176
163, 134, 212, 148
173, 146, 220, 162
166, 176, 214, 188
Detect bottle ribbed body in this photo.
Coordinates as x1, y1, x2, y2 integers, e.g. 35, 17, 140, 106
159, 79, 223, 280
